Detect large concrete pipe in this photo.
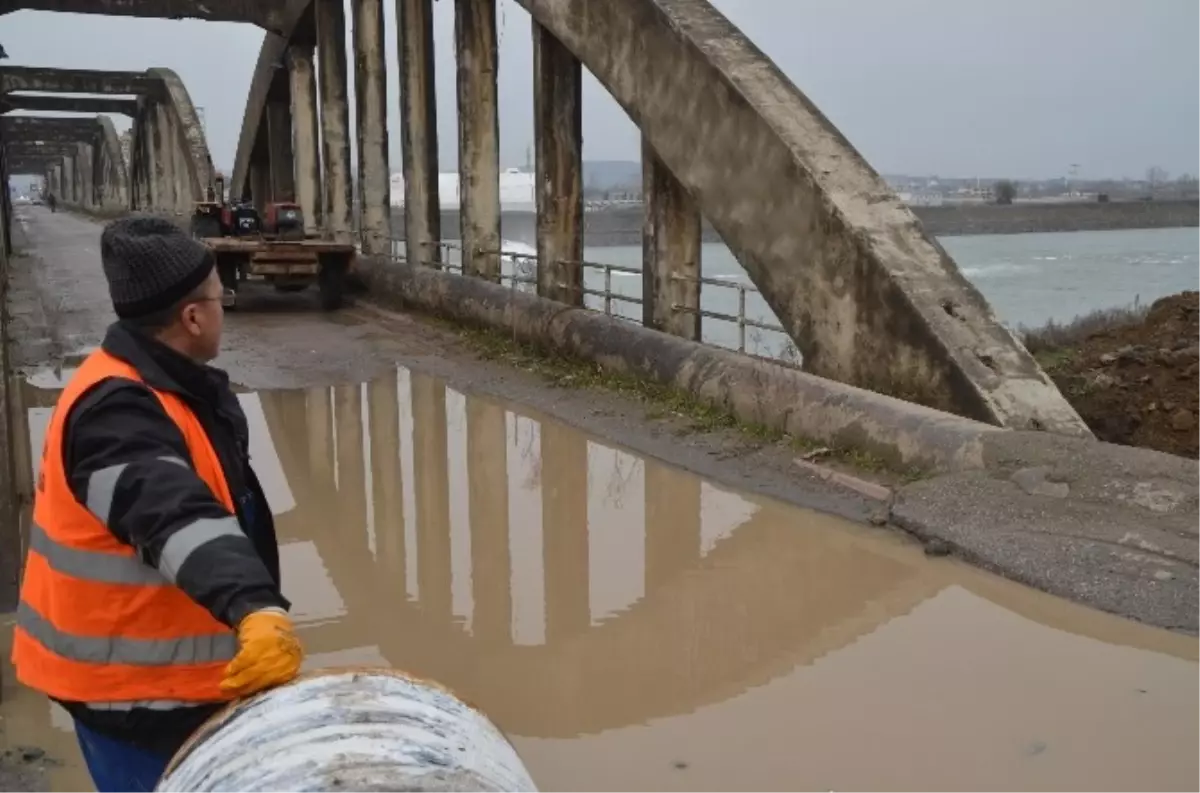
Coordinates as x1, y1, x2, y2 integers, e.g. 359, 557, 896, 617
155, 669, 537, 791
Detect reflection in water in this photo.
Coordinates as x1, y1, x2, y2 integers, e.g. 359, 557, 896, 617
3, 367, 1198, 792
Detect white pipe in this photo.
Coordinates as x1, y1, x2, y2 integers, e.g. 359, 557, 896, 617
156, 669, 537, 792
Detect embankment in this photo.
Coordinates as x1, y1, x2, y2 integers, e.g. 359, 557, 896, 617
391, 199, 1199, 248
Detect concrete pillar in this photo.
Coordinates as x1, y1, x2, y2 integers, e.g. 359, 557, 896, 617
77, 144, 94, 208
315, 0, 354, 244
96, 146, 108, 208
532, 22, 583, 305
397, 0, 441, 268
642, 136, 702, 340
541, 420, 589, 640
172, 119, 191, 209
139, 103, 158, 211
74, 152, 85, 205
466, 397, 510, 644
643, 460, 701, 590
351, 0, 391, 256
154, 103, 177, 213
287, 44, 323, 235
266, 101, 296, 203
410, 373, 451, 620
61, 155, 74, 205
250, 163, 272, 213
454, 0, 501, 281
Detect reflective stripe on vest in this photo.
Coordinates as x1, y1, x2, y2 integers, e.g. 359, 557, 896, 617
16, 602, 237, 666
11, 348, 239, 706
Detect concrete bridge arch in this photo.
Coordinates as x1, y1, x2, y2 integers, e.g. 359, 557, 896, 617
0, 114, 128, 210
224, 0, 1086, 433
0, 64, 218, 215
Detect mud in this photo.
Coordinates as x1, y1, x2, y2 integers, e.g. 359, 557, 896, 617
2, 367, 1197, 791
1043, 292, 1199, 458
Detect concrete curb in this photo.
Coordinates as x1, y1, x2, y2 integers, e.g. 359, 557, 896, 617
0, 226, 24, 614
355, 256, 1002, 473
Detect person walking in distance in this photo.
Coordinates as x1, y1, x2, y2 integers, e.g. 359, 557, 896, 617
11, 216, 304, 792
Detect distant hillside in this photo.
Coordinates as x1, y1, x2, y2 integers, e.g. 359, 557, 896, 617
584, 160, 640, 190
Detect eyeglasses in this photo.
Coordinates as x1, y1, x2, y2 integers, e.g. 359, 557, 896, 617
191, 288, 235, 308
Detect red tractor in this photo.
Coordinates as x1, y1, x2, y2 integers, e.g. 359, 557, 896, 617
190, 178, 355, 310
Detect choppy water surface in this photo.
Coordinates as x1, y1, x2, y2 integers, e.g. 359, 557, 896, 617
2, 367, 1197, 791
575, 227, 1199, 359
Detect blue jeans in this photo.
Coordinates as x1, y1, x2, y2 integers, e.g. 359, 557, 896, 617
73, 720, 172, 792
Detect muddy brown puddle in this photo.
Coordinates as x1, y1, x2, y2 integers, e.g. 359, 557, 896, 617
2, 366, 1197, 791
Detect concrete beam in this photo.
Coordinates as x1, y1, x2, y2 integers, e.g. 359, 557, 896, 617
1, 94, 138, 116
397, 0, 441, 268
1, 115, 99, 138
4, 134, 93, 148
0, 0, 294, 35
7, 158, 57, 173
512, 0, 1089, 434
0, 66, 151, 96
455, 0, 501, 280
532, 21, 583, 305
315, 0, 353, 243
4, 142, 82, 156
286, 43, 322, 234
642, 135, 701, 340
351, 0, 391, 256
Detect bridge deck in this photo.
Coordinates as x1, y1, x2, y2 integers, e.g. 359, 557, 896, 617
2, 205, 1196, 792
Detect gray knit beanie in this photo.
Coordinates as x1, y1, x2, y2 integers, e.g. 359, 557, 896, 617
100, 215, 215, 319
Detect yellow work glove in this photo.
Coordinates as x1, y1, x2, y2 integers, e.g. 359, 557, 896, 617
219, 608, 304, 698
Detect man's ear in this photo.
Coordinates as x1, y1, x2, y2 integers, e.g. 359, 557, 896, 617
181, 304, 201, 335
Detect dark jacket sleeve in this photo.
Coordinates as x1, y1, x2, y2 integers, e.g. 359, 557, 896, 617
63, 378, 287, 627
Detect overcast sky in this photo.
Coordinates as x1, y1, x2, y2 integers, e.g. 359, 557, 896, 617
3, 0, 1197, 180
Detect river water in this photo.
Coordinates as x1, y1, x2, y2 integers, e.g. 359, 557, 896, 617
3, 367, 1197, 791
566, 227, 1200, 359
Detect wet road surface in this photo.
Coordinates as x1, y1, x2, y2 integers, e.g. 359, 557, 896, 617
2, 364, 1197, 791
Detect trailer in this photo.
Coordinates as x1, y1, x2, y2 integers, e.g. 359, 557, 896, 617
200, 235, 356, 311
191, 177, 356, 311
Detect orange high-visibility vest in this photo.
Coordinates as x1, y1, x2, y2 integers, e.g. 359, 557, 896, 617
12, 349, 237, 706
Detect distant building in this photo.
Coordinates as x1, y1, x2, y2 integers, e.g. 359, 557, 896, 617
390, 167, 536, 211
896, 190, 944, 207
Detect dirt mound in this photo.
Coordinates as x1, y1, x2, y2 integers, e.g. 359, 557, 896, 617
1042, 291, 1198, 458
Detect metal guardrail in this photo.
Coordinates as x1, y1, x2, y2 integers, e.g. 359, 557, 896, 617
380, 236, 795, 363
